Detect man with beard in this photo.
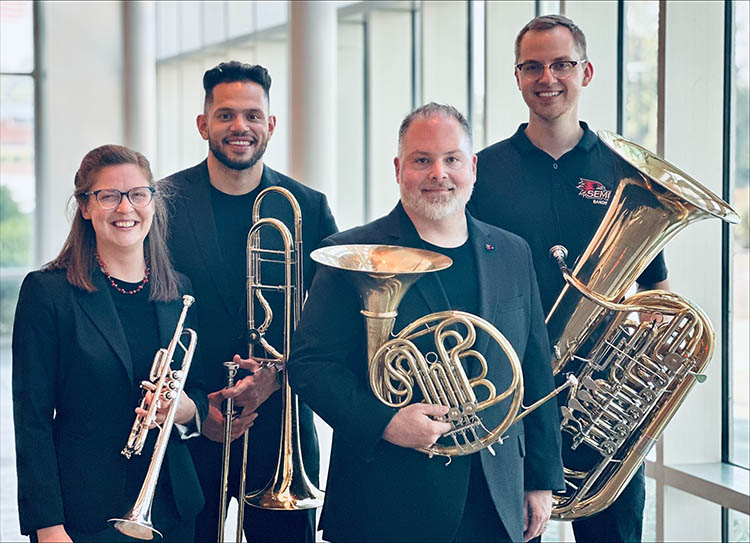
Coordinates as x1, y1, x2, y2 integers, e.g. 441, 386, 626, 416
164, 61, 337, 542
468, 15, 669, 543
288, 103, 564, 543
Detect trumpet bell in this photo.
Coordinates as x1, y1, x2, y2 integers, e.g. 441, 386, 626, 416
109, 516, 162, 541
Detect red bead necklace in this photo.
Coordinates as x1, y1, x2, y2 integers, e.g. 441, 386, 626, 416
96, 252, 150, 295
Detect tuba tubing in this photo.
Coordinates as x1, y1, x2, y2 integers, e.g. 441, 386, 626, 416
546, 131, 739, 519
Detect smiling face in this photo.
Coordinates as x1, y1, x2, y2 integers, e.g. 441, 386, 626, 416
197, 81, 276, 171
80, 164, 154, 257
394, 115, 476, 222
515, 26, 593, 125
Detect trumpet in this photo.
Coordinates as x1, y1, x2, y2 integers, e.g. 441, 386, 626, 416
109, 295, 198, 540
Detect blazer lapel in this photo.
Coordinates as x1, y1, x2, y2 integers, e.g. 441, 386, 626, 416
77, 273, 134, 384
182, 161, 249, 320
154, 297, 184, 358
467, 214, 501, 360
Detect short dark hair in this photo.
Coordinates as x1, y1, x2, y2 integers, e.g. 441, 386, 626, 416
203, 61, 272, 109
515, 14, 588, 62
45, 145, 179, 301
398, 102, 473, 156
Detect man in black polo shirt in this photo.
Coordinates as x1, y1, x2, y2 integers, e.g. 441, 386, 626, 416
469, 14, 668, 543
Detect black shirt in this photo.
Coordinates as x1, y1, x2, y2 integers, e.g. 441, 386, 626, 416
469, 122, 668, 315
105, 277, 171, 503
210, 184, 263, 308
422, 238, 479, 316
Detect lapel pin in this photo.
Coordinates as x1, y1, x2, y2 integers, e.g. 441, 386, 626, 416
485, 244, 495, 252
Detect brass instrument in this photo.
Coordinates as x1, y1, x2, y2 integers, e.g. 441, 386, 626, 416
218, 187, 323, 543
109, 295, 198, 540
547, 130, 740, 519
311, 244, 575, 458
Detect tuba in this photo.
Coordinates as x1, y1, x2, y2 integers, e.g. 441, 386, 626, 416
218, 187, 323, 542
109, 295, 198, 540
311, 244, 574, 458
547, 131, 740, 519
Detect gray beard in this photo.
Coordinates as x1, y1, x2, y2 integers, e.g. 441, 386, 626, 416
400, 185, 473, 221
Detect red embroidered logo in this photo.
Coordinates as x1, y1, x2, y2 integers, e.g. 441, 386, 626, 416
577, 178, 612, 205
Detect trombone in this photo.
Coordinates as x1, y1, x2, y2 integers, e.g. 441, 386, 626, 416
218, 187, 323, 543
109, 295, 198, 540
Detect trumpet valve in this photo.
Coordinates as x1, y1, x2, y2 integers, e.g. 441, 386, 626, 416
140, 380, 157, 393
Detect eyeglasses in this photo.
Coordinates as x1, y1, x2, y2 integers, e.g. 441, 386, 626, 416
84, 186, 155, 209
515, 60, 587, 80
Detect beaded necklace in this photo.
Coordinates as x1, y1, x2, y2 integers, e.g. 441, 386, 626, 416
96, 252, 151, 295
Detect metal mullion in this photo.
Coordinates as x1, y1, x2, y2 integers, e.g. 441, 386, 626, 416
720, 0, 734, 471
32, 0, 43, 269
363, 17, 370, 223
616, 0, 624, 135
467, 0, 473, 126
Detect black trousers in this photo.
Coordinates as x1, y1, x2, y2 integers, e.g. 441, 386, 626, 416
189, 436, 315, 543
453, 455, 513, 543
571, 464, 646, 543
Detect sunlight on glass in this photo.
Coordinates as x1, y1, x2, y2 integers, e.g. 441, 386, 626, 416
731, 0, 750, 472
623, 1, 658, 151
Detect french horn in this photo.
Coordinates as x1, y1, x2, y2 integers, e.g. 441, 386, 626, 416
311, 244, 574, 458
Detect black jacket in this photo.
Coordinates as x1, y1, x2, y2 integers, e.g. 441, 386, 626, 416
289, 203, 564, 542
164, 160, 338, 488
12, 269, 207, 536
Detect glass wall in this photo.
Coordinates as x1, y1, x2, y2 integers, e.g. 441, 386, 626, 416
730, 0, 749, 472
0, 0, 35, 337
1, 1, 747, 541
0, 3, 34, 540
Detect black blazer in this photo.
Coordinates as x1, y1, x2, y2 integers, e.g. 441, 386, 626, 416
289, 203, 564, 542
164, 161, 338, 487
12, 269, 208, 536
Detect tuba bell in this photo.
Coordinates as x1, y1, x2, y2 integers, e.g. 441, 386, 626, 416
547, 131, 740, 519
311, 244, 574, 458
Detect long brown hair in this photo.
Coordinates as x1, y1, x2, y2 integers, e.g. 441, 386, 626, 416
45, 144, 180, 301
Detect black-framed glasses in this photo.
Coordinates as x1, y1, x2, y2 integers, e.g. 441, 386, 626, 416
515, 60, 587, 80
84, 186, 155, 209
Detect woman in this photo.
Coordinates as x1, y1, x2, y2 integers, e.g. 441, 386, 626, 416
12, 145, 207, 542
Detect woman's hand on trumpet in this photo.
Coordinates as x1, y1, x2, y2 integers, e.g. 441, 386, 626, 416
135, 390, 197, 428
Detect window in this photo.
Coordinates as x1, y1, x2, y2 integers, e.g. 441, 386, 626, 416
729, 0, 749, 473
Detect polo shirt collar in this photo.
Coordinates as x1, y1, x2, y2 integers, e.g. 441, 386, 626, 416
510, 121, 598, 155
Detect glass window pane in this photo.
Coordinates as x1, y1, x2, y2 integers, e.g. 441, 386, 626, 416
623, 1, 659, 150
0, 1, 33, 73
256, 1, 287, 31
202, 0, 227, 46
0, 75, 35, 338
731, 0, 750, 470
729, 509, 750, 543
643, 476, 657, 542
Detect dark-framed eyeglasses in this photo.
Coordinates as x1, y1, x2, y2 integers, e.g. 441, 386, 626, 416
515, 60, 587, 80
84, 186, 155, 209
